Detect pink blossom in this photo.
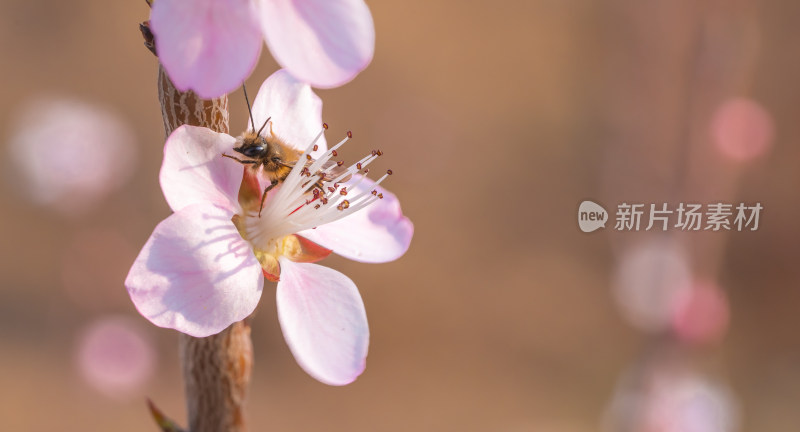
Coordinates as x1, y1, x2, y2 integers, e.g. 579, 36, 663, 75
76, 316, 156, 400
7, 97, 137, 215
604, 366, 739, 432
710, 97, 774, 162
125, 70, 412, 385
151, 0, 375, 98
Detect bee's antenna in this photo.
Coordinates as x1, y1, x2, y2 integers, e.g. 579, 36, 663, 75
256, 116, 271, 137
242, 84, 256, 132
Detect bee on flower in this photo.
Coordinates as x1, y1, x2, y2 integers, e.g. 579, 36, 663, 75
125, 70, 413, 385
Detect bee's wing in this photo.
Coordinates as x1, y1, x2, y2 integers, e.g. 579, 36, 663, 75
317, 159, 352, 183
279, 159, 353, 183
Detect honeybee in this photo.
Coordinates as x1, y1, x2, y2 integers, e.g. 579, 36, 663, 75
223, 86, 349, 216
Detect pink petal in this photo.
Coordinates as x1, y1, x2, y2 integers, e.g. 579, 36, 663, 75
258, 0, 375, 88
299, 176, 413, 263
151, 0, 263, 99
125, 203, 263, 337
160, 125, 242, 213
250, 69, 327, 157
276, 259, 368, 385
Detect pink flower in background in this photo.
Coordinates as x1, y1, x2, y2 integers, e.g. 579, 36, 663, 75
710, 97, 774, 162
613, 238, 692, 333
6, 97, 137, 215
76, 316, 156, 400
604, 366, 739, 432
150, 0, 375, 98
125, 70, 412, 385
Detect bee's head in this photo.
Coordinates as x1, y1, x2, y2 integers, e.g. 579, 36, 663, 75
234, 134, 268, 158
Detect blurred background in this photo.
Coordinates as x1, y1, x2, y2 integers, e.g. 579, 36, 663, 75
2, 0, 800, 431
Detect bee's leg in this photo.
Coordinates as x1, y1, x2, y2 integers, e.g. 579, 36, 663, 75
259, 179, 280, 217
222, 153, 257, 164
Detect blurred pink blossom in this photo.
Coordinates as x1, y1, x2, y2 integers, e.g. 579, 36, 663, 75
151, 0, 375, 98
671, 279, 730, 345
126, 70, 412, 385
710, 97, 774, 161
6, 97, 137, 215
76, 316, 156, 400
613, 238, 692, 332
605, 367, 739, 432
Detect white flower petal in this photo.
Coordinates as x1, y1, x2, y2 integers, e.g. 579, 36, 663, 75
276, 259, 369, 385
125, 203, 263, 337
249, 69, 327, 156
160, 125, 241, 212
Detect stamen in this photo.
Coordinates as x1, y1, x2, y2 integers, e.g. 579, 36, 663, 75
243, 127, 395, 251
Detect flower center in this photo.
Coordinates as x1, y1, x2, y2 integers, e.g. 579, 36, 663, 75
241, 127, 391, 255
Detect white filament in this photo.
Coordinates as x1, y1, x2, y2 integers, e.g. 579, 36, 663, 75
244, 128, 385, 251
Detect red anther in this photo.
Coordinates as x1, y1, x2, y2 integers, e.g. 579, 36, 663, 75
321, 197, 328, 204
371, 150, 377, 156
332, 150, 338, 157
347, 131, 352, 138
312, 189, 320, 197
363, 168, 369, 174
314, 204, 321, 209
340, 187, 348, 196
371, 190, 377, 196
323, 123, 329, 130
377, 150, 383, 156
306, 154, 312, 160
356, 163, 362, 170
313, 144, 319, 151
337, 160, 344, 166
343, 200, 350, 208
378, 193, 384, 199
337, 204, 344, 210
328, 186, 335, 192
387, 169, 393, 175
